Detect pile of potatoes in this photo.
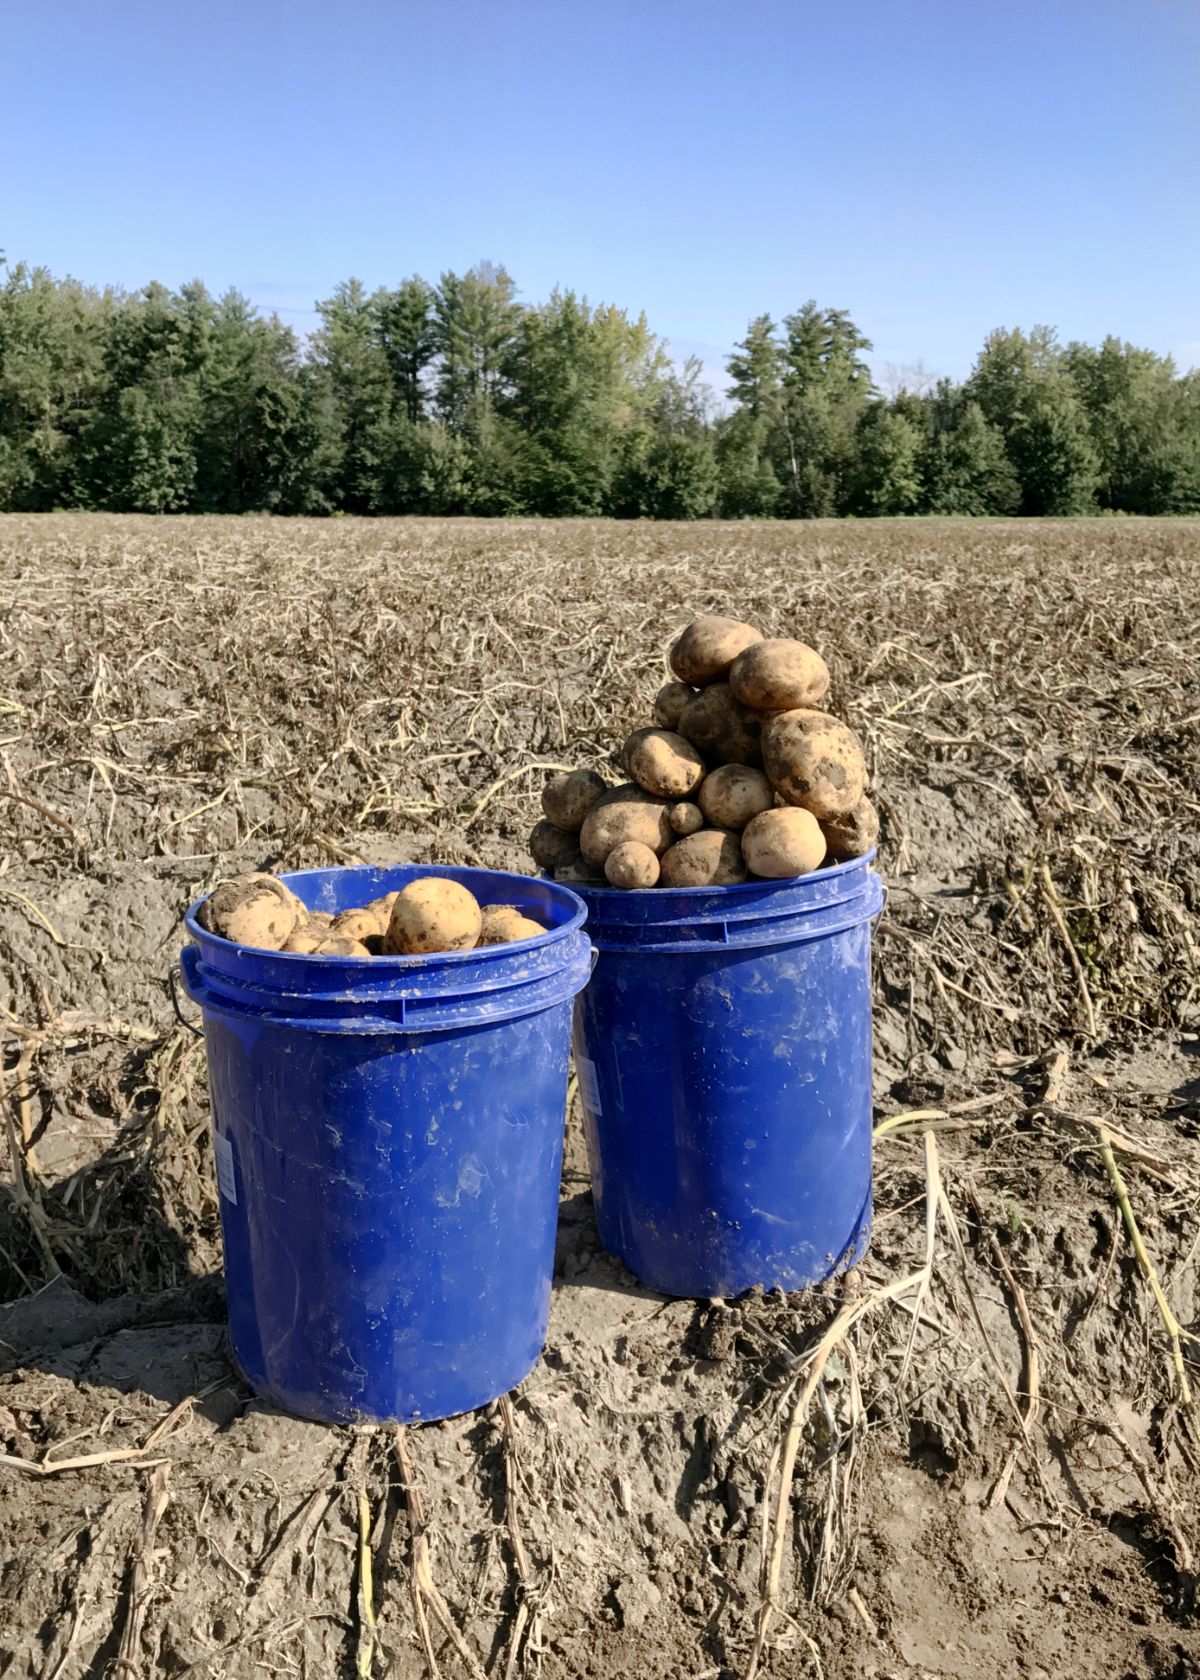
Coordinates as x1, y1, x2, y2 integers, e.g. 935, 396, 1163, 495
197, 873, 544, 955
530, 615, 878, 890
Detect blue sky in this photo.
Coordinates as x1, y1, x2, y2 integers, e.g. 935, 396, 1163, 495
4, 0, 1198, 393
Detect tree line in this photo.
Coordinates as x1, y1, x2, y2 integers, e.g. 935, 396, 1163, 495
2, 258, 1198, 518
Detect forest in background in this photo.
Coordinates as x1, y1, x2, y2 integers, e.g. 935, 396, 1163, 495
2, 258, 1199, 519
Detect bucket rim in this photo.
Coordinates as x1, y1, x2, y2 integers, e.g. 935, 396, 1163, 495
184, 862, 588, 968
567, 848, 877, 902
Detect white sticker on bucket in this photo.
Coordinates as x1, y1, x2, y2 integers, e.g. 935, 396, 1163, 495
576, 1054, 603, 1118
214, 1131, 238, 1205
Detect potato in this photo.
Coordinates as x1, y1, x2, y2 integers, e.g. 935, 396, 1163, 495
198, 877, 297, 950
283, 928, 323, 954
478, 905, 544, 945
676, 683, 763, 768
331, 907, 385, 942
669, 616, 763, 686
553, 855, 606, 886
653, 681, 697, 729
742, 808, 826, 879
579, 784, 674, 867
529, 818, 583, 872
668, 800, 704, 836
604, 841, 661, 890
761, 709, 866, 819
821, 795, 880, 861
304, 909, 335, 930
542, 768, 607, 833
624, 727, 706, 799
659, 829, 747, 888
386, 878, 482, 955
729, 638, 830, 712
311, 934, 373, 958
698, 764, 774, 830
364, 892, 399, 926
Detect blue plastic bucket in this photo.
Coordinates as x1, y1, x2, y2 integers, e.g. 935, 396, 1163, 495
180, 864, 591, 1425
571, 854, 884, 1298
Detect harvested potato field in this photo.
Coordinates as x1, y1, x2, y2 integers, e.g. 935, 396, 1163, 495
1, 513, 1198, 1680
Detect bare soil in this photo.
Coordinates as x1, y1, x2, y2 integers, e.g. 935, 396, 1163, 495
0, 514, 1198, 1680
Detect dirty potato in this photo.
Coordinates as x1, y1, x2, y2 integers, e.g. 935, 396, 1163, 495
729, 638, 830, 712
653, 681, 698, 729
311, 934, 373, 957
659, 829, 747, 888
821, 795, 880, 861
542, 768, 607, 833
478, 905, 545, 945
668, 800, 704, 836
198, 877, 298, 950
741, 807, 827, 878
697, 764, 774, 830
530, 818, 584, 872
761, 709, 866, 819
331, 907, 385, 943
625, 727, 706, 799
676, 683, 764, 768
579, 784, 674, 867
604, 840, 661, 890
386, 878, 482, 955
669, 616, 763, 686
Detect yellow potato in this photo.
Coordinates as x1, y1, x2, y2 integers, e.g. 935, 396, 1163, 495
541, 768, 607, 833
304, 909, 335, 930
761, 709, 866, 819
478, 905, 545, 945
676, 683, 764, 768
653, 681, 697, 728
742, 808, 826, 878
698, 764, 774, 830
282, 928, 323, 954
624, 727, 706, 799
331, 907, 385, 942
198, 877, 298, 950
364, 892, 399, 926
821, 796, 880, 861
659, 829, 747, 888
386, 878, 482, 955
579, 784, 674, 867
604, 841, 661, 890
311, 934, 373, 957
729, 638, 830, 712
668, 800, 704, 836
670, 616, 763, 686
529, 818, 584, 872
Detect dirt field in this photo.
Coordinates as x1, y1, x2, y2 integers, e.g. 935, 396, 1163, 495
0, 513, 1198, 1680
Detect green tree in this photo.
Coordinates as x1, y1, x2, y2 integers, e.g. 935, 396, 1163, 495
969, 327, 1098, 515
506, 291, 666, 515
845, 402, 923, 515
0, 263, 111, 508
778, 302, 873, 516
306, 278, 394, 511
376, 277, 437, 425
920, 383, 1020, 514
434, 263, 522, 430
717, 315, 786, 515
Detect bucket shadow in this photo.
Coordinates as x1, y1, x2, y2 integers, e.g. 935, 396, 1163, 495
552, 1187, 669, 1304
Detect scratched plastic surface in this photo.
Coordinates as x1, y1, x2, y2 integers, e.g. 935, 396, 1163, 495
181, 865, 591, 1425
571, 854, 884, 1298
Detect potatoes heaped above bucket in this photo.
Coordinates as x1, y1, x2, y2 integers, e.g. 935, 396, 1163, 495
196, 873, 547, 955
529, 613, 878, 889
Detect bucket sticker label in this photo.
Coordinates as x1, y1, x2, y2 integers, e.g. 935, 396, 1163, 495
214, 1130, 238, 1205
576, 1054, 603, 1117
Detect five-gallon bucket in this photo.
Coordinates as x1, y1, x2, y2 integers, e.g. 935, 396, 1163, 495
181, 865, 591, 1425
571, 854, 884, 1298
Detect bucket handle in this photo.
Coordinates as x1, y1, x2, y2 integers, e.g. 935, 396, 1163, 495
168, 959, 205, 1039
